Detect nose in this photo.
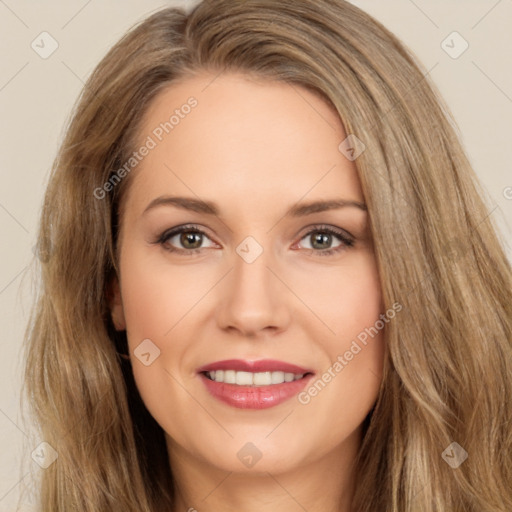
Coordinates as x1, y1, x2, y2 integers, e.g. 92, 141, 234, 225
215, 245, 292, 338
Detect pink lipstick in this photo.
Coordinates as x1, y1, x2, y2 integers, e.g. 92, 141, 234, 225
197, 359, 315, 409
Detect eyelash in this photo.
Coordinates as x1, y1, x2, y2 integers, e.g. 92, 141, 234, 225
154, 224, 355, 257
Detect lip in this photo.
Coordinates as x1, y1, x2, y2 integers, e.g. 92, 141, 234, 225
199, 372, 315, 409
196, 359, 313, 374
196, 359, 316, 410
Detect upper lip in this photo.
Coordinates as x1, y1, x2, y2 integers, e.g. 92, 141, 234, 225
197, 359, 314, 374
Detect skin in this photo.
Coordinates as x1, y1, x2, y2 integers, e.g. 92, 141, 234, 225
110, 72, 385, 512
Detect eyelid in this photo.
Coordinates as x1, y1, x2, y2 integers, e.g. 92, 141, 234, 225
157, 224, 213, 241
295, 223, 354, 242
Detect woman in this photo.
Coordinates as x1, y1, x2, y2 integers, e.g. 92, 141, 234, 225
24, 0, 512, 510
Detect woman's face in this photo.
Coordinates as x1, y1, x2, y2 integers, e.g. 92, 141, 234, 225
111, 72, 386, 476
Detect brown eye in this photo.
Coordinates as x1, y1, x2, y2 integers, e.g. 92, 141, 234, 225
180, 231, 203, 249
296, 226, 355, 256
157, 225, 217, 254
309, 232, 335, 250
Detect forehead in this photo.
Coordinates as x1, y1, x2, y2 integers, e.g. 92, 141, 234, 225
124, 72, 363, 217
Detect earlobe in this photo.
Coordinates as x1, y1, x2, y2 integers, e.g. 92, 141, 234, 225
108, 277, 126, 331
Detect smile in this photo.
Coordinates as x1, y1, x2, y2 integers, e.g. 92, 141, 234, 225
203, 370, 308, 386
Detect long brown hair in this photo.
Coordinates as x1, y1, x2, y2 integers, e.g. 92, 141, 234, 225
24, 0, 512, 510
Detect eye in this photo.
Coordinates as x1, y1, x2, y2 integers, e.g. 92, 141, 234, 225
154, 224, 355, 257
156, 225, 217, 254
295, 225, 355, 256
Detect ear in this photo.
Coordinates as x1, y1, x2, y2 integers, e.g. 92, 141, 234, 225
107, 276, 126, 331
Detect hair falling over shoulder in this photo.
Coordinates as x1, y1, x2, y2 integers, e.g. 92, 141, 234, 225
23, 0, 512, 510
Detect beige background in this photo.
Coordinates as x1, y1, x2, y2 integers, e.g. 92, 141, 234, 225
0, 1, 511, 510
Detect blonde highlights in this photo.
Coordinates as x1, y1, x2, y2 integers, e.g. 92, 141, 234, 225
24, 1, 512, 510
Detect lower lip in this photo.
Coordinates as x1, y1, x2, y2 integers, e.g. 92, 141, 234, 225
199, 373, 314, 409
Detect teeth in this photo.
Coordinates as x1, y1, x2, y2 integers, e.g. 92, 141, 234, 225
271, 371, 285, 384
224, 370, 236, 384
236, 371, 253, 386
206, 370, 305, 386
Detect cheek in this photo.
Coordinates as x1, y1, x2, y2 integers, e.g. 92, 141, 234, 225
119, 251, 215, 344
119, 250, 200, 428
293, 252, 385, 415
329, 254, 385, 380
118, 250, 219, 410
291, 251, 383, 340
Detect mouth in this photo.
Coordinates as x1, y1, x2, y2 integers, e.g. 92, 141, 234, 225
196, 359, 316, 409
200, 369, 314, 386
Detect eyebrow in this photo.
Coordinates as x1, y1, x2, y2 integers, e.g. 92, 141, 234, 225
142, 195, 367, 217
